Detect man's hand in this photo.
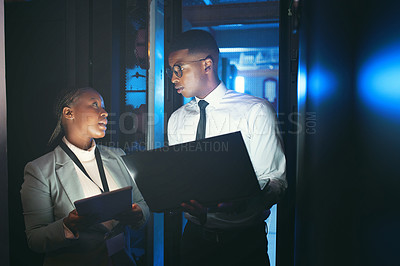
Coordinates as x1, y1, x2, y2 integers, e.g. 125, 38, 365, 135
213, 201, 247, 214
115, 203, 144, 227
181, 200, 207, 225
181, 199, 248, 224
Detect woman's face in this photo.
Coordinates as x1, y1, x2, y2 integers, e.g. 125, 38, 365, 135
66, 90, 108, 141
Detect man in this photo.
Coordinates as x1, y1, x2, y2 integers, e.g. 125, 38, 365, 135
167, 29, 287, 266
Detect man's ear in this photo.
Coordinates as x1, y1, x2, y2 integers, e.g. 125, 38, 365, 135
62, 107, 73, 120
204, 58, 213, 73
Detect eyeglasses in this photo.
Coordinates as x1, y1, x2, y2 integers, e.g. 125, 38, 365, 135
166, 55, 211, 79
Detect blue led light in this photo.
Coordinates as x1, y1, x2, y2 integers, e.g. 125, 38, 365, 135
297, 48, 307, 107
358, 41, 400, 119
308, 63, 336, 104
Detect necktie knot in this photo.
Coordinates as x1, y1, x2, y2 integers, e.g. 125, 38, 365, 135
198, 100, 209, 110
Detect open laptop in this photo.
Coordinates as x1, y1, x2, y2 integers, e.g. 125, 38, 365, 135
122, 131, 261, 212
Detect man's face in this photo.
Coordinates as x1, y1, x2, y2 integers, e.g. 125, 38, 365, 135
168, 49, 208, 99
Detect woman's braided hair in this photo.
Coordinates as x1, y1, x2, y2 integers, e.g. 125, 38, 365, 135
47, 87, 93, 149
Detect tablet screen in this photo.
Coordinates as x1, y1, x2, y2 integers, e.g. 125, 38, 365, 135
74, 186, 132, 223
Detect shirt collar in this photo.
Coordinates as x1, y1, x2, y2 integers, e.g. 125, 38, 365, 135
62, 136, 96, 162
195, 81, 227, 107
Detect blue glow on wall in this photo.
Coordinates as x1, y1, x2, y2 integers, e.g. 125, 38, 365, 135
154, 15, 164, 150
297, 48, 307, 107
358, 41, 400, 119
308, 63, 336, 104
153, 2, 165, 264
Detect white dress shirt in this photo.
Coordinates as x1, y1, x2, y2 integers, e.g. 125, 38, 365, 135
167, 82, 287, 228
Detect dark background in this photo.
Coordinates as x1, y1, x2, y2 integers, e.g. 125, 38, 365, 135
287, 0, 400, 265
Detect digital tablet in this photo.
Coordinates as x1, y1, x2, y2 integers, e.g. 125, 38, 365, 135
74, 186, 133, 223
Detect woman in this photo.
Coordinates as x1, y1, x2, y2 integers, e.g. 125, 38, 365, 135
20, 87, 150, 265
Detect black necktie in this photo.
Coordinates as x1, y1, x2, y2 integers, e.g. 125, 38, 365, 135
196, 100, 209, 140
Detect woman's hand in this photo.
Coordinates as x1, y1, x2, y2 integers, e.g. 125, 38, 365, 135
63, 209, 96, 235
115, 203, 144, 227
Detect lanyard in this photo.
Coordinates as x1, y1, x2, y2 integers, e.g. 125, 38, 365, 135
59, 141, 110, 193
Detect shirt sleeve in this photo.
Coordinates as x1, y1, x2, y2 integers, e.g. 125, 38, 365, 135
247, 102, 287, 206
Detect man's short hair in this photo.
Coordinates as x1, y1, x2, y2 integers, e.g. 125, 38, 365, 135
168, 29, 220, 62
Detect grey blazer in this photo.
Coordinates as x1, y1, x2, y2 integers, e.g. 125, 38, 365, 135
20, 144, 150, 263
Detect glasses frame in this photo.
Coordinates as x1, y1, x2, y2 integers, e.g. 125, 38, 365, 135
166, 55, 211, 79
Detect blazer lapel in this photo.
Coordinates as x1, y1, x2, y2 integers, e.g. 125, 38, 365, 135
100, 148, 130, 188
54, 146, 86, 206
